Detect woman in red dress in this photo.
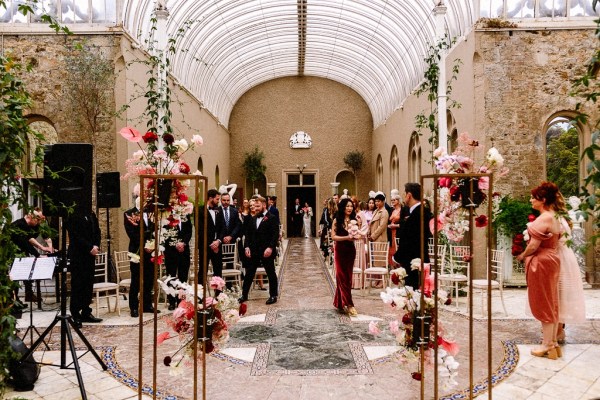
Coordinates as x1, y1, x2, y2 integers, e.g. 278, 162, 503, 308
332, 198, 360, 316
517, 182, 561, 359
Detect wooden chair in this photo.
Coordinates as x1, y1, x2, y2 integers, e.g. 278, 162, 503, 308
470, 249, 508, 316
221, 241, 242, 289
93, 252, 120, 316
365, 241, 390, 293
439, 245, 470, 310
114, 250, 131, 303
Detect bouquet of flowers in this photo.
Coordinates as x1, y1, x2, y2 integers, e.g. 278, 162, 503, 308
369, 259, 459, 390
348, 219, 361, 239
432, 132, 508, 242
156, 276, 246, 376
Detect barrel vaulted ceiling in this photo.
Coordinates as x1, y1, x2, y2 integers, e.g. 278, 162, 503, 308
122, 1, 476, 129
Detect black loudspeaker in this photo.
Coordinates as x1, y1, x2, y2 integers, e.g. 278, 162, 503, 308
43, 143, 93, 216
96, 171, 121, 209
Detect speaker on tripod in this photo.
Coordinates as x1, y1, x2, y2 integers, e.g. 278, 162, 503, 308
96, 171, 121, 283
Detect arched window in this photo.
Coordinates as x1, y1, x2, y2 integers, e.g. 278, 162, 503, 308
215, 165, 220, 189
447, 111, 458, 153
408, 132, 421, 183
390, 146, 399, 191
335, 170, 355, 195
376, 155, 383, 191
545, 115, 581, 197
197, 156, 204, 175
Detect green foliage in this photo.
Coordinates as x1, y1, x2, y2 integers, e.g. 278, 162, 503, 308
547, 127, 580, 197
343, 151, 365, 175
242, 147, 267, 190
414, 35, 462, 165
571, 3, 600, 243
493, 196, 535, 239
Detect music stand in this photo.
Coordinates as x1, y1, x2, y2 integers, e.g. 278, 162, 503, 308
17, 222, 107, 400
10, 256, 54, 350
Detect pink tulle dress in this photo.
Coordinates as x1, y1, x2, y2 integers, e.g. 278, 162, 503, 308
557, 217, 586, 323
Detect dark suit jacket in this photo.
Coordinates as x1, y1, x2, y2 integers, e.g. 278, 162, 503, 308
218, 205, 241, 242
245, 211, 279, 260
198, 206, 223, 246
124, 207, 155, 254
393, 204, 433, 287
66, 212, 101, 268
163, 216, 193, 255
268, 205, 280, 225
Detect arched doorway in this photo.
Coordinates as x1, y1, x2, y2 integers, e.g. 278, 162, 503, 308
335, 170, 355, 196
285, 170, 317, 238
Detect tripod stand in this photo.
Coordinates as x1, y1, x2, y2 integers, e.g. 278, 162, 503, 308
18, 221, 107, 400
20, 278, 50, 351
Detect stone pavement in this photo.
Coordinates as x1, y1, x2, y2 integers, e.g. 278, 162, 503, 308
6, 238, 600, 399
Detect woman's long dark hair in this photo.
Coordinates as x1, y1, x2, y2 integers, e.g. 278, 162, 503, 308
335, 198, 356, 230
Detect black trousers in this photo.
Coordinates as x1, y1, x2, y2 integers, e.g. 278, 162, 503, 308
164, 250, 190, 305
70, 258, 95, 318
242, 254, 278, 298
129, 256, 154, 311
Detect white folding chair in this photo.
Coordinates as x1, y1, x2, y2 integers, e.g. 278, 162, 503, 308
221, 242, 242, 289
352, 240, 366, 291
114, 250, 131, 304
471, 249, 508, 316
93, 252, 120, 316
439, 245, 470, 310
364, 242, 390, 293
427, 238, 447, 279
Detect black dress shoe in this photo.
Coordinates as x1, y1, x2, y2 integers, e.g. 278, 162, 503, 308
80, 314, 103, 323
238, 296, 248, 303
130, 309, 139, 318
72, 318, 83, 328
168, 303, 176, 311
265, 296, 277, 305
143, 308, 161, 314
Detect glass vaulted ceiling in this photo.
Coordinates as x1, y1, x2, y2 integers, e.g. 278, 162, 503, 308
123, 1, 476, 129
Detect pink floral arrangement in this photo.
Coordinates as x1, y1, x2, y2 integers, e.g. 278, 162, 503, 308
432, 132, 508, 242
369, 260, 459, 390
156, 276, 246, 375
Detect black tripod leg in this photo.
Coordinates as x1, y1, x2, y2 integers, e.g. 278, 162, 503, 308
64, 317, 88, 400
18, 316, 60, 363
68, 318, 108, 370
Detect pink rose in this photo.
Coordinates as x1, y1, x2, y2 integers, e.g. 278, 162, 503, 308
478, 176, 489, 190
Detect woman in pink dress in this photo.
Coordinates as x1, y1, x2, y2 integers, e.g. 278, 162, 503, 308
387, 194, 402, 264
517, 182, 561, 359
332, 198, 360, 316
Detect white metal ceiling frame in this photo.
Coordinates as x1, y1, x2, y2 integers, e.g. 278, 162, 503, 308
121, 0, 476, 129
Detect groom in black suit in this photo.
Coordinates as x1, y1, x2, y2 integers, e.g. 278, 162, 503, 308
198, 189, 223, 287
392, 183, 433, 289
163, 213, 193, 310
240, 196, 279, 304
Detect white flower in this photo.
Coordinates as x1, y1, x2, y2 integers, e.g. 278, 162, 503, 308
132, 150, 145, 160
192, 170, 203, 176
191, 135, 204, 146
433, 146, 447, 158
173, 138, 189, 152
486, 147, 504, 168
568, 196, 581, 210
410, 258, 422, 271
127, 252, 140, 263
391, 268, 407, 278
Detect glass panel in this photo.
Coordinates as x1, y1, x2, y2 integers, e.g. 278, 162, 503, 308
539, 0, 567, 17
570, 0, 599, 16
303, 174, 315, 186
32, 0, 58, 22
288, 174, 300, 186
506, 0, 535, 18
11, 0, 27, 23
0, 1, 13, 23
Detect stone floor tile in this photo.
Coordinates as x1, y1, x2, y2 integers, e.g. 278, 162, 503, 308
536, 379, 586, 399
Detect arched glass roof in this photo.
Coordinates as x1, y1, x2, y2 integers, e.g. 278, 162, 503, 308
122, 1, 476, 128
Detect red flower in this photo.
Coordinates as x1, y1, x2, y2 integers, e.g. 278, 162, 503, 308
179, 162, 190, 174
511, 244, 524, 256
391, 273, 400, 285
462, 255, 472, 262
157, 332, 170, 345
475, 214, 488, 228
450, 185, 461, 201
163, 356, 172, 366
204, 340, 214, 354
163, 133, 174, 144
401, 313, 412, 325
151, 254, 164, 265
438, 177, 452, 188
411, 372, 422, 381
143, 131, 159, 143
239, 303, 248, 316
444, 297, 452, 306
514, 233, 524, 243
178, 193, 188, 202
528, 214, 536, 222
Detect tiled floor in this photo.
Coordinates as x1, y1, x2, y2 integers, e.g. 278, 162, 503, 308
6, 238, 600, 400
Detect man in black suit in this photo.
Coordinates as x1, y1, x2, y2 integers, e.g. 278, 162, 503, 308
240, 196, 279, 305
267, 196, 280, 225
124, 198, 158, 317
66, 211, 102, 326
218, 192, 241, 270
198, 189, 223, 288
392, 183, 433, 290
163, 213, 193, 310
290, 197, 302, 237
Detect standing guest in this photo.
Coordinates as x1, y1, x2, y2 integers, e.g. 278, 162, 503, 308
290, 197, 303, 237
218, 192, 242, 277
268, 196, 280, 225
232, 197, 239, 209
332, 193, 339, 205
352, 201, 370, 289
552, 192, 586, 343
392, 183, 433, 289
66, 211, 102, 326
10, 208, 53, 303
368, 193, 389, 245
516, 182, 561, 359
301, 201, 313, 238
240, 196, 279, 304
124, 197, 157, 318
363, 198, 375, 225
318, 197, 331, 256
332, 198, 359, 316
387, 193, 402, 264
198, 189, 223, 291
163, 213, 192, 310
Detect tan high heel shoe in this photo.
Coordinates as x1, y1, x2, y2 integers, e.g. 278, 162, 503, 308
554, 343, 563, 358
346, 306, 358, 317
531, 345, 558, 360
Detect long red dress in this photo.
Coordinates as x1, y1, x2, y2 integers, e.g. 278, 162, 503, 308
333, 223, 356, 310
525, 222, 560, 323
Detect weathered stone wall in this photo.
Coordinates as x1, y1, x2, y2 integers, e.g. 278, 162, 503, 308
228, 76, 373, 234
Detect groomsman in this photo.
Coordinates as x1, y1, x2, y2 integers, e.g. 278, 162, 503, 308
198, 189, 223, 287
163, 213, 193, 310
218, 192, 241, 270
267, 196, 280, 225
392, 183, 433, 289
240, 196, 279, 305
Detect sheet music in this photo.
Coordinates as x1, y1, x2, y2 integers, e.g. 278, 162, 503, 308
31, 257, 56, 280
9, 258, 35, 280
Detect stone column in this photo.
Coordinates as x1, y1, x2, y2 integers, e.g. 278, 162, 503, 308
267, 183, 277, 197
330, 182, 340, 196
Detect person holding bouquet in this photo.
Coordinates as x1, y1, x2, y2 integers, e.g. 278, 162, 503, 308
332, 198, 361, 316
301, 201, 313, 238
516, 182, 561, 359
